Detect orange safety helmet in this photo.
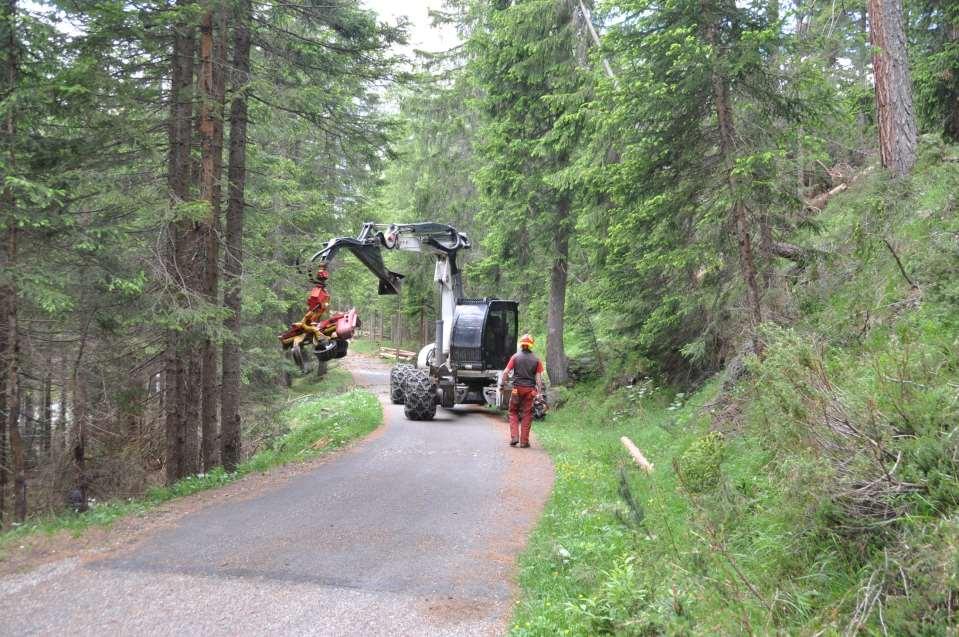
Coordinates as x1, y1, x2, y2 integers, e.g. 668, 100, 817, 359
519, 334, 535, 350
315, 267, 329, 281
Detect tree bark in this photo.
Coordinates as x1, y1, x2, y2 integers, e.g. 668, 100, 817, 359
4, 228, 25, 523
42, 369, 51, 454
868, 0, 917, 177
71, 364, 87, 514
2, 0, 25, 523
199, 6, 226, 471
545, 196, 570, 386
946, 17, 959, 142
0, 320, 5, 526
220, 0, 252, 472
704, 4, 764, 355
165, 0, 200, 484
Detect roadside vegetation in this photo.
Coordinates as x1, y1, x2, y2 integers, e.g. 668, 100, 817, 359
0, 366, 380, 555
512, 149, 959, 635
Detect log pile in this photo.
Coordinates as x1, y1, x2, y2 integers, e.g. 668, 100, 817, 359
378, 347, 417, 362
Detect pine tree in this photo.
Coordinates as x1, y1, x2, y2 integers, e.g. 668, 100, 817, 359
869, 0, 918, 176
470, 0, 592, 385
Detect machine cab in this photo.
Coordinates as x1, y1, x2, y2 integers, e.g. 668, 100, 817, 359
450, 299, 518, 371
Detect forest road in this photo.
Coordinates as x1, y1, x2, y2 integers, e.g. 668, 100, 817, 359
0, 354, 554, 636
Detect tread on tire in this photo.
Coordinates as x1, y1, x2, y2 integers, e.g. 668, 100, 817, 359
403, 368, 436, 420
390, 363, 415, 405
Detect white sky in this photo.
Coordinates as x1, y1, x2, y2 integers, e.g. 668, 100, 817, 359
363, 0, 460, 54
24, 0, 461, 54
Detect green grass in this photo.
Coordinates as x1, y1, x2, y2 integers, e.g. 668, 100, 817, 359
346, 337, 379, 355
288, 364, 354, 397
510, 381, 723, 635
512, 145, 959, 635
349, 337, 423, 357
0, 383, 381, 556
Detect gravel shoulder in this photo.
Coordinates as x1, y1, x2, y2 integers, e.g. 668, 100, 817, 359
0, 354, 554, 636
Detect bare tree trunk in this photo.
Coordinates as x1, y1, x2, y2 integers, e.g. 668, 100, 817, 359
4, 229, 25, 523
546, 197, 570, 386
71, 364, 87, 514
868, 0, 917, 177
946, 17, 959, 142
2, 0, 25, 524
704, 5, 764, 355
0, 325, 6, 526
55, 351, 67, 453
221, 0, 251, 472
199, 6, 226, 472
165, 0, 199, 484
42, 368, 51, 454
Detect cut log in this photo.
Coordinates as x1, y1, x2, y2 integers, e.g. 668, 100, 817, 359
621, 436, 654, 474
805, 183, 847, 212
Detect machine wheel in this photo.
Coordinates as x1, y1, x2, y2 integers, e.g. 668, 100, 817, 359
390, 363, 414, 405
403, 369, 436, 421
313, 340, 336, 362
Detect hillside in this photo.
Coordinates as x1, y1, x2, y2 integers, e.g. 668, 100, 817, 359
511, 146, 959, 634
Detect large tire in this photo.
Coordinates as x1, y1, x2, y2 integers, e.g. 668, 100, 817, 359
403, 369, 436, 421
390, 363, 414, 405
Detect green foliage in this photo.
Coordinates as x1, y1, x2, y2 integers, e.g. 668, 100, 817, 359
676, 432, 725, 494
909, 1, 959, 140
512, 151, 959, 634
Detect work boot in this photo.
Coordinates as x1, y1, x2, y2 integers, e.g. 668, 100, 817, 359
509, 439, 519, 446
519, 442, 530, 448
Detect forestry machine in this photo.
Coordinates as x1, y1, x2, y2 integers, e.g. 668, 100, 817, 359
311, 222, 518, 420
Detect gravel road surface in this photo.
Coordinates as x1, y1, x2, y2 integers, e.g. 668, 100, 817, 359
0, 356, 554, 636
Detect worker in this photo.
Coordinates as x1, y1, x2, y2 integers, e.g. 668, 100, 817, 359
500, 334, 544, 448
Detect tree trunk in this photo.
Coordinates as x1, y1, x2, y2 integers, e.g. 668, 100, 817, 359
165, 0, 199, 484
704, 5, 764, 355
199, 6, 226, 472
55, 351, 67, 453
4, 229, 25, 523
71, 366, 87, 513
868, 0, 917, 177
2, 0, 25, 524
0, 324, 5, 527
545, 197, 570, 386
220, 0, 251, 472
42, 369, 51, 454
946, 18, 959, 142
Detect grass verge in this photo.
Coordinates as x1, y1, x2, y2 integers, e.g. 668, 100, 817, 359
511, 147, 959, 635
510, 381, 718, 636
0, 378, 381, 556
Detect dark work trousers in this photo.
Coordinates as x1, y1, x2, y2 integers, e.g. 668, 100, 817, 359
508, 386, 537, 445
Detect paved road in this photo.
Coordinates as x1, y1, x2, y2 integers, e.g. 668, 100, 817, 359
0, 357, 553, 636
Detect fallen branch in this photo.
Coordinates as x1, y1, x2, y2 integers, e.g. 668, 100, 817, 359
621, 436, 654, 473
882, 238, 919, 289
805, 182, 848, 212
768, 240, 812, 264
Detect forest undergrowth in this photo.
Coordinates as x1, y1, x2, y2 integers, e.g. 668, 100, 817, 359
512, 145, 959, 635
0, 364, 380, 557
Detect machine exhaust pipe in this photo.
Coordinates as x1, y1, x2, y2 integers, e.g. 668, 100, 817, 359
434, 319, 444, 368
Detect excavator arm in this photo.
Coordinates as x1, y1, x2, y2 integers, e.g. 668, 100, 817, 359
309, 222, 471, 296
